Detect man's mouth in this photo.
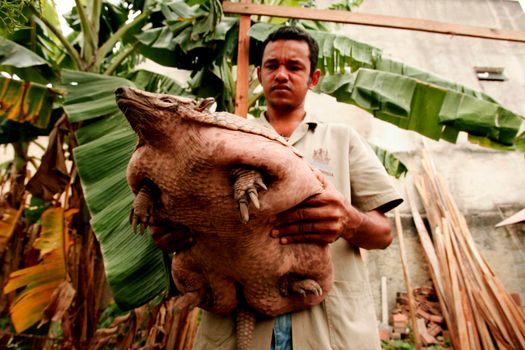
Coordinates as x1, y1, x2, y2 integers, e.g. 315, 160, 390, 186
271, 85, 291, 92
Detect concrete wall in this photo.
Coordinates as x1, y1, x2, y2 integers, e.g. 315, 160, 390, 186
306, 0, 525, 317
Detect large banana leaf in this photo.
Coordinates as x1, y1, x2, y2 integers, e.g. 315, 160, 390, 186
316, 69, 522, 148
127, 69, 189, 95
369, 144, 407, 179
64, 71, 170, 310
249, 23, 525, 151
0, 37, 56, 84
0, 76, 60, 129
0, 38, 61, 143
61, 69, 134, 123
3, 207, 70, 333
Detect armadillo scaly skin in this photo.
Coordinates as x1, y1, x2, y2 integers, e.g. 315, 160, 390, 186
116, 87, 334, 348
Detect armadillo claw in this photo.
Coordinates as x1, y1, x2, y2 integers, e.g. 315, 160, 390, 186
239, 200, 250, 224
248, 190, 260, 209
130, 184, 154, 234
289, 279, 323, 297
231, 167, 268, 223
255, 178, 267, 191
130, 208, 149, 235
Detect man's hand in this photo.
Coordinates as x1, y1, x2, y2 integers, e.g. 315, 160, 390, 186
271, 174, 393, 249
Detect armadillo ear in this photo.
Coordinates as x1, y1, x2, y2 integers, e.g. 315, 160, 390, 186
115, 87, 171, 147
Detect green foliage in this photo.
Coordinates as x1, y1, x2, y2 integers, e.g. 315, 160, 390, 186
24, 196, 52, 225
381, 339, 415, 350
328, 0, 364, 11
60, 69, 134, 123
0, 0, 34, 35
127, 69, 189, 95
97, 302, 127, 329
0, 37, 57, 84
370, 144, 407, 179
134, 0, 238, 110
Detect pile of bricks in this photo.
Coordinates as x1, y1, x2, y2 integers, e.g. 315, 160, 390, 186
389, 286, 449, 346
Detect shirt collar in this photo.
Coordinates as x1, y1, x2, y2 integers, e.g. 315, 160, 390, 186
262, 112, 318, 145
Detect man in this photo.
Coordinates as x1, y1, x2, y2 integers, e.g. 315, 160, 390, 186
192, 25, 402, 349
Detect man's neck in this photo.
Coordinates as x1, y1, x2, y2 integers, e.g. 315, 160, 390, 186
265, 107, 306, 138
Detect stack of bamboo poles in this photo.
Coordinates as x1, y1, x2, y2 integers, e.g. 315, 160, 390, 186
407, 150, 525, 349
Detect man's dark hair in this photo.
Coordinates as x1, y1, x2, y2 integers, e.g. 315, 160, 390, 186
260, 26, 319, 76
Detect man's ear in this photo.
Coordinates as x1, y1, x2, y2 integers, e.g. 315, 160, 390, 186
308, 68, 321, 89
257, 66, 262, 83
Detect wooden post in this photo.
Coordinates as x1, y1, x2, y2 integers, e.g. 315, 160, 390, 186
234, 0, 251, 117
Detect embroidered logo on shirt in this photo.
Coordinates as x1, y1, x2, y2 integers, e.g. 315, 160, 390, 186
312, 148, 334, 177
313, 148, 330, 163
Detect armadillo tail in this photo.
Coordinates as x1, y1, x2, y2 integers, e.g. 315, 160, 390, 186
236, 308, 255, 350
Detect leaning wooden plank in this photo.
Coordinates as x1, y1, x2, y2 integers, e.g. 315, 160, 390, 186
406, 182, 442, 293
407, 182, 458, 348
492, 278, 525, 334
394, 208, 422, 350
441, 221, 470, 350
466, 285, 496, 350
484, 277, 525, 347
450, 229, 495, 349
473, 288, 514, 349
446, 223, 482, 350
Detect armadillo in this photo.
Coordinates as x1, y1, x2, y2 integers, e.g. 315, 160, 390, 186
115, 87, 333, 350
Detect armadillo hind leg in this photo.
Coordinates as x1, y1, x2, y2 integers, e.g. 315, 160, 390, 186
280, 277, 323, 297
231, 166, 268, 224
130, 181, 156, 234
236, 308, 256, 350
173, 290, 204, 314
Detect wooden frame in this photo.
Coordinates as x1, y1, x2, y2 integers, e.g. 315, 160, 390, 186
224, 2, 525, 43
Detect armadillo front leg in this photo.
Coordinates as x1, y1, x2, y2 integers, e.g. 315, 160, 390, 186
231, 166, 267, 223
130, 182, 156, 234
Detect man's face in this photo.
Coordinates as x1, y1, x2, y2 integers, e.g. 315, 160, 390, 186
257, 39, 320, 112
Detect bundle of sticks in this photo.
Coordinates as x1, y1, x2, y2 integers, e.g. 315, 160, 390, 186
407, 150, 525, 349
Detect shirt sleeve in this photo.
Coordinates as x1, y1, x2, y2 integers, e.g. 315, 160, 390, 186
347, 128, 403, 213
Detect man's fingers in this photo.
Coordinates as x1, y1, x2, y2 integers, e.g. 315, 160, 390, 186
276, 206, 335, 225
280, 233, 334, 245
273, 221, 339, 239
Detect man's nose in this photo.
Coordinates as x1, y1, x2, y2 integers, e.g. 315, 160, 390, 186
275, 66, 288, 81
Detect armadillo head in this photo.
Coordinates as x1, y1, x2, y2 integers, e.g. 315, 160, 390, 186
115, 86, 197, 146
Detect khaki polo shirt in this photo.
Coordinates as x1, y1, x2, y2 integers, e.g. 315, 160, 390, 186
193, 113, 403, 350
